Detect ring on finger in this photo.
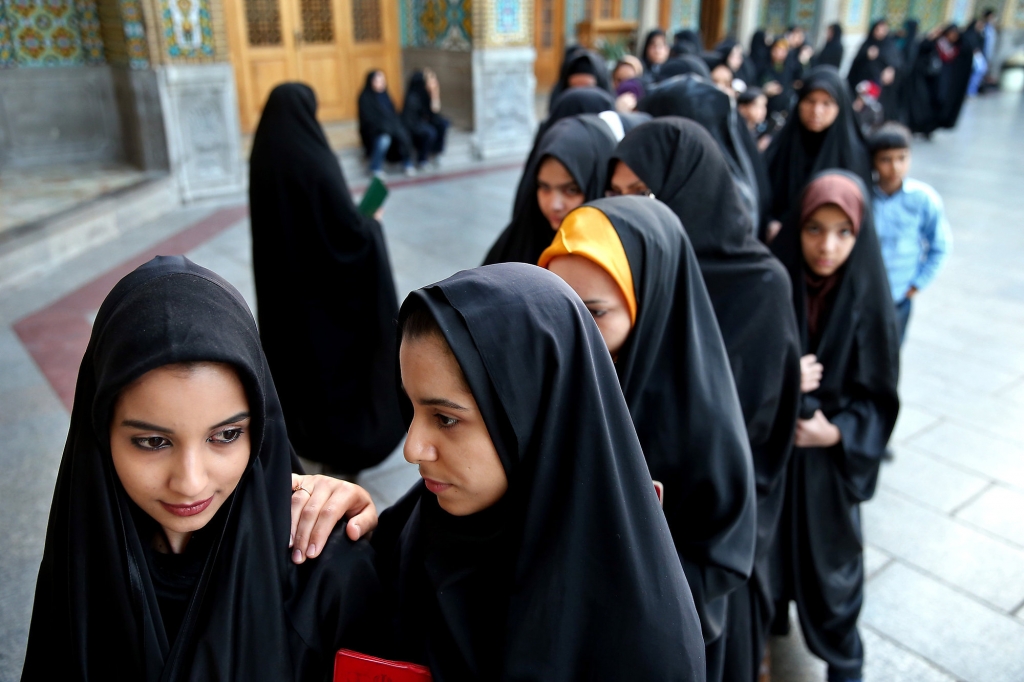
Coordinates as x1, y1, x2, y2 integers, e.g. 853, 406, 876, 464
293, 485, 311, 496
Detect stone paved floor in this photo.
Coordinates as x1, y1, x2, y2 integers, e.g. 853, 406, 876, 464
0, 93, 1022, 680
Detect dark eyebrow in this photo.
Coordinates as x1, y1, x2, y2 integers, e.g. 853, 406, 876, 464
120, 419, 173, 433
419, 397, 469, 411
583, 298, 609, 305
211, 412, 250, 429
119, 411, 250, 433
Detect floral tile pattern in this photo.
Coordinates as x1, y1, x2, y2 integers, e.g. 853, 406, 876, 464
0, 0, 104, 66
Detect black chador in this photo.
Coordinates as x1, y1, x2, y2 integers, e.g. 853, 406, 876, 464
846, 21, 904, 121
372, 264, 707, 681
484, 114, 617, 266
639, 76, 769, 234
249, 83, 405, 473
547, 47, 612, 108
22, 256, 383, 681
765, 67, 872, 229
612, 122, 801, 682
543, 197, 757, 682
770, 172, 899, 679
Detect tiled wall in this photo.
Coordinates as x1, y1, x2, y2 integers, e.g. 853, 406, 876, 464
401, 0, 473, 49
0, 0, 105, 66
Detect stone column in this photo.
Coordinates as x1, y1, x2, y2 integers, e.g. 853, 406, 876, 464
137, 0, 243, 200
470, 0, 537, 160
637, 0, 661, 50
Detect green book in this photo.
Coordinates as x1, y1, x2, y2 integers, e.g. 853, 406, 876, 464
358, 177, 389, 217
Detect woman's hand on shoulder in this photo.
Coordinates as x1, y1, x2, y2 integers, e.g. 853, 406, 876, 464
290, 474, 378, 564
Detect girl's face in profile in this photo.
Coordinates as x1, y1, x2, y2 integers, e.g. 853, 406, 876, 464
110, 363, 251, 553
546, 254, 634, 360
801, 204, 857, 277
400, 333, 508, 516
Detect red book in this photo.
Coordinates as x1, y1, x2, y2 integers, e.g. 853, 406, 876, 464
334, 649, 433, 682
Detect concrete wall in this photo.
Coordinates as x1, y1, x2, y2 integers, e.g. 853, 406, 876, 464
402, 47, 475, 130
0, 67, 125, 170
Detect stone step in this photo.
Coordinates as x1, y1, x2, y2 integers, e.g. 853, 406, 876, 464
0, 173, 179, 293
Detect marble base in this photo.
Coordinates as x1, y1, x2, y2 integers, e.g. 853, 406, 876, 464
0, 66, 124, 170
157, 63, 244, 202
471, 46, 537, 160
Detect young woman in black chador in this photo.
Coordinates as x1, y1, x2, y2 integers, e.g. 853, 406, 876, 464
23, 256, 386, 681
540, 196, 757, 682
769, 172, 900, 682
371, 264, 708, 681
484, 114, 618, 266
764, 67, 872, 240
250, 83, 405, 475
608, 119, 802, 682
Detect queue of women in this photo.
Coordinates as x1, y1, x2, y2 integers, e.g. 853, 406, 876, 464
25, 18, 970, 682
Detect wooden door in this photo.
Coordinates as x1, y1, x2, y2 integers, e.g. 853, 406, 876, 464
700, 0, 728, 48
225, 0, 402, 131
534, 0, 565, 92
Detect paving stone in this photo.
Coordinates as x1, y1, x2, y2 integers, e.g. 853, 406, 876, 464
879, 446, 992, 513
905, 421, 1024, 491
954, 485, 1024, 548
864, 544, 893, 581
889, 404, 942, 444
862, 562, 1024, 682
864, 489, 1024, 611
861, 626, 958, 682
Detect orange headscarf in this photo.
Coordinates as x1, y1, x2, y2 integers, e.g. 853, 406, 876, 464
537, 206, 637, 324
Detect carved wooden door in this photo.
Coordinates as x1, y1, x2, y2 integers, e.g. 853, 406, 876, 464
225, 0, 401, 131
534, 0, 565, 92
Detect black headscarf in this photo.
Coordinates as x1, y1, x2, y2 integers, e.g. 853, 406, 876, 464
483, 114, 617, 265
373, 263, 707, 681
249, 83, 405, 472
750, 29, 772, 74
660, 54, 712, 79
401, 70, 443, 129
814, 23, 844, 68
23, 256, 383, 681
639, 76, 768, 232
568, 197, 757, 651
769, 172, 899, 674
902, 24, 972, 134
611, 122, 802, 681
714, 37, 758, 85
358, 70, 413, 158
672, 29, 702, 57
548, 48, 612, 108
764, 66, 872, 225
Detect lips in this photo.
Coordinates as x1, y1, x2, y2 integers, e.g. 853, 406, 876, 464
422, 477, 453, 495
161, 495, 214, 517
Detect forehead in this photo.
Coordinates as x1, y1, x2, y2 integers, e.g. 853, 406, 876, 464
805, 203, 853, 225
547, 254, 622, 297
537, 156, 574, 182
804, 89, 836, 103
399, 333, 471, 395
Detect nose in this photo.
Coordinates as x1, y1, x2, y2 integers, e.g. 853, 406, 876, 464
168, 444, 208, 499
404, 416, 438, 465
550, 191, 565, 212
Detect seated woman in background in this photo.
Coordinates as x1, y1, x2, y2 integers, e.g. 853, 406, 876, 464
768, 172, 899, 682
371, 263, 707, 680
23, 256, 386, 681
402, 69, 450, 169
358, 70, 413, 176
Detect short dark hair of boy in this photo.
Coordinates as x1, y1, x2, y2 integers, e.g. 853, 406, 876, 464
868, 122, 912, 157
